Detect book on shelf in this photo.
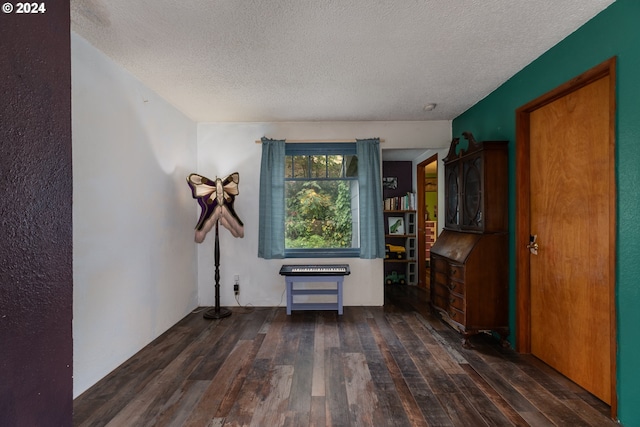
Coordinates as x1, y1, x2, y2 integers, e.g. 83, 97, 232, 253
384, 192, 416, 211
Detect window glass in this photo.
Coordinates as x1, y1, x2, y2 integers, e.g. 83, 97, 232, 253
292, 155, 308, 178
326, 155, 344, 178
284, 144, 359, 257
311, 155, 327, 178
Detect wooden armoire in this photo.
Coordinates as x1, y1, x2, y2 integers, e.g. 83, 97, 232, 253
430, 132, 508, 346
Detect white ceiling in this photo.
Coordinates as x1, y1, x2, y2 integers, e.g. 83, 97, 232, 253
70, 0, 615, 123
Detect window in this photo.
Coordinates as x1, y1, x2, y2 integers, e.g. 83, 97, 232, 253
258, 137, 384, 260
284, 143, 359, 257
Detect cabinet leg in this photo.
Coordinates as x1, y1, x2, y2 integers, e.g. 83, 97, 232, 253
496, 328, 510, 348
462, 334, 472, 348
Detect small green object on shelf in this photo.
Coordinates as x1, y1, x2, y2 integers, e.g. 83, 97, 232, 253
389, 219, 403, 233
385, 271, 406, 285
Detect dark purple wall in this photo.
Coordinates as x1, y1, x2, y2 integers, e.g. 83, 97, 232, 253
0, 3, 73, 426
382, 161, 413, 199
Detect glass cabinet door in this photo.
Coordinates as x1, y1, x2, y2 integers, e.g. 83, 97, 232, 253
445, 164, 459, 228
462, 156, 483, 229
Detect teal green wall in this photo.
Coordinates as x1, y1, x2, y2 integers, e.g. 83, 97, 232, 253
452, 0, 640, 423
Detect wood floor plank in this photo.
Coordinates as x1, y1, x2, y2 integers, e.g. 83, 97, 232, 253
483, 354, 592, 427
459, 364, 530, 427
439, 329, 557, 427
249, 364, 294, 427
435, 391, 490, 427
312, 313, 326, 397
255, 307, 278, 334
103, 328, 219, 427
215, 334, 266, 418
388, 313, 458, 394
342, 352, 380, 427
368, 313, 430, 427
147, 379, 210, 427
337, 308, 364, 353
322, 311, 341, 349
465, 334, 611, 426
74, 371, 161, 427
561, 398, 619, 427
273, 312, 302, 365
74, 286, 618, 427
222, 357, 272, 427
73, 316, 214, 426
412, 314, 468, 366
235, 306, 272, 340
188, 313, 251, 380
523, 353, 615, 420
309, 396, 326, 427
325, 347, 351, 427
439, 329, 542, 413
359, 319, 415, 426
255, 307, 287, 359
288, 311, 315, 414
181, 340, 256, 426
405, 313, 466, 376
383, 313, 464, 427
449, 372, 515, 426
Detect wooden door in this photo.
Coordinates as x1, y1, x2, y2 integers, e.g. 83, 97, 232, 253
516, 58, 616, 411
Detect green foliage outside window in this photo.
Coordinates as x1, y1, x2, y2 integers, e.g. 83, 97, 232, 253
285, 180, 353, 248
285, 151, 357, 250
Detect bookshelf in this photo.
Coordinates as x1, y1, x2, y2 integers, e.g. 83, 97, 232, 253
382, 161, 417, 286
384, 210, 417, 285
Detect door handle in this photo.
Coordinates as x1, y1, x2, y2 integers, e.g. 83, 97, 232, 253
527, 234, 539, 255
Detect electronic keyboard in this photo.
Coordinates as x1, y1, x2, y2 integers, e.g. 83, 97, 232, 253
279, 264, 351, 276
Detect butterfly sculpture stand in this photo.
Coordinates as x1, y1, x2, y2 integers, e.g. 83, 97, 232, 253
187, 172, 244, 319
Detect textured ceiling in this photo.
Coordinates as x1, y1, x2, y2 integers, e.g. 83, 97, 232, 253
70, 0, 615, 123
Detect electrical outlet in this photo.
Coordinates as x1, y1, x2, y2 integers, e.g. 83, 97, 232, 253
233, 274, 240, 295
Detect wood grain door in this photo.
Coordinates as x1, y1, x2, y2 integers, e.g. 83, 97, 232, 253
516, 58, 616, 411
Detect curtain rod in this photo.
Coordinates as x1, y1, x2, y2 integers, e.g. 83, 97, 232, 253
255, 138, 385, 144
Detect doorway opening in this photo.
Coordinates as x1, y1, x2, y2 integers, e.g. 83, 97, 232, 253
417, 155, 438, 290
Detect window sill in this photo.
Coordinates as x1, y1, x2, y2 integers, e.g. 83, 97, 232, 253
284, 249, 360, 258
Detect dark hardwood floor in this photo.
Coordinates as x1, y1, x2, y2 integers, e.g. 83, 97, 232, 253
74, 285, 616, 426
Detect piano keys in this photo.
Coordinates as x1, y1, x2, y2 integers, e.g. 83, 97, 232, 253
279, 264, 351, 276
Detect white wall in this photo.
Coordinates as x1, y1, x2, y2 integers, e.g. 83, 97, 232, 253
196, 122, 451, 309
72, 33, 198, 398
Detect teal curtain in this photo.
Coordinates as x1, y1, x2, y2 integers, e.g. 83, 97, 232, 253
357, 138, 385, 258
258, 137, 286, 259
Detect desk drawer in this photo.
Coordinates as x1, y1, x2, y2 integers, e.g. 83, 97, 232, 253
432, 283, 449, 299
449, 264, 465, 281
448, 279, 465, 295
433, 271, 448, 288
449, 293, 465, 311
448, 307, 465, 325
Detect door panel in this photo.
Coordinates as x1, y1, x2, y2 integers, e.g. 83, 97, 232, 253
529, 76, 611, 404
